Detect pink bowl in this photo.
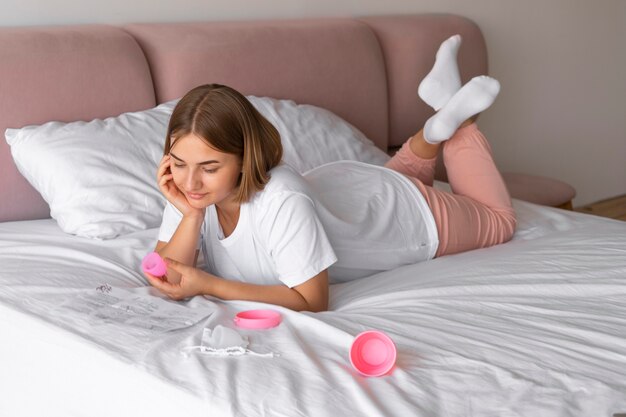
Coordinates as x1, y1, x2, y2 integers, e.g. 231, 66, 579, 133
349, 330, 397, 377
142, 252, 167, 277
234, 310, 282, 329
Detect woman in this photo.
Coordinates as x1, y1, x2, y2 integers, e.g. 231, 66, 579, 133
144, 35, 516, 312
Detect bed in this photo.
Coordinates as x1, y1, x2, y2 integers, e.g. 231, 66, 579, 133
1, 14, 625, 417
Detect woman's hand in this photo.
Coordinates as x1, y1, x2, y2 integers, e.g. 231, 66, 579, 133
144, 257, 215, 301
157, 155, 205, 218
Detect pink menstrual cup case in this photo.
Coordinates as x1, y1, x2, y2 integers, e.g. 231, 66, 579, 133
142, 252, 167, 277
349, 330, 397, 377
234, 310, 282, 329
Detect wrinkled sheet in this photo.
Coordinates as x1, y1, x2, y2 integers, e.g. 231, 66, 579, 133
1, 198, 625, 417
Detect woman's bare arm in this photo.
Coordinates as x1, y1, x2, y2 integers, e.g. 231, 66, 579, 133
154, 213, 203, 284
146, 259, 329, 312
208, 269, 329, 312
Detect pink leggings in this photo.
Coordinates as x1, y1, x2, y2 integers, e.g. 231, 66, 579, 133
385, 123, 516, 257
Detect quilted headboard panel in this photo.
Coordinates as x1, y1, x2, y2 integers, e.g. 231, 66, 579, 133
123, 18, 389, 151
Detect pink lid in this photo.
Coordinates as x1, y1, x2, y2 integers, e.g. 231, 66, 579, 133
141, 252, 167, 277
234, 309, 282, 330
349, 330, 396, 377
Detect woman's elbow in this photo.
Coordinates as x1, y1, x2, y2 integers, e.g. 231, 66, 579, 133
301, 298, 328, 313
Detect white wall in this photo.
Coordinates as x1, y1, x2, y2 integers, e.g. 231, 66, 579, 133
3, 0, 625, 206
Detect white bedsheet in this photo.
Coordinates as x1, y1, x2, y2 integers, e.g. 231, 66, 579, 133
1, 198, 625, 417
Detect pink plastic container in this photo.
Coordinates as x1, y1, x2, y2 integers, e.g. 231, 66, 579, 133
234, 310, 282, 329
349, 330, 397, 377
141, 252, 167, 277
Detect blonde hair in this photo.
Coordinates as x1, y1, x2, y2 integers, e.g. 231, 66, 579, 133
164, 84, 282, 203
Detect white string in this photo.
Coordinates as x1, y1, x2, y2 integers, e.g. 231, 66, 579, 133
182, 345, 279, 358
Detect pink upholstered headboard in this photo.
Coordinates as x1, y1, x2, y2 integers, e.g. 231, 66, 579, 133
0, 14, 486, 223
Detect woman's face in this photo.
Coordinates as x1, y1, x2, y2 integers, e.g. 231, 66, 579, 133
169, 133, 242, 210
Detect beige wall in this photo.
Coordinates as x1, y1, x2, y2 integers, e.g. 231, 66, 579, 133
3, 0, 625, 206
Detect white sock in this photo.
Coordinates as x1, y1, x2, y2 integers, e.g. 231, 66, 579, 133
417, 34, 462, 111
423, 75, 500, 144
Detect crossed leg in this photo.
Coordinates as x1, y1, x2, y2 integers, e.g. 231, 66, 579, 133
385, 34, 516, 257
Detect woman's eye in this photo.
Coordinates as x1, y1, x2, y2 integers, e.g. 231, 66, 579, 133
203, 169, 218, 174
173, 164, 185, 168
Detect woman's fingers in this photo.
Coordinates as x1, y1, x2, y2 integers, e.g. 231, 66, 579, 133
145, 272, 171, 292
155, 155, 200, 218
159, 173, 174, 186
157, 155, 176, 197
158, 157, 179, 195
158, 175, 175, 196
157, 155, 171, 179
145, 272, 185, 300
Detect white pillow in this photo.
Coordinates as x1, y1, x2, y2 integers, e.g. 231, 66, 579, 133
5, 100, 178, 239
248, 96, 390, 173
5, 96, 389, 239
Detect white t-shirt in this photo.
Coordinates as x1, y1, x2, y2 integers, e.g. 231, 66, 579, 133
157, 161, 439, 287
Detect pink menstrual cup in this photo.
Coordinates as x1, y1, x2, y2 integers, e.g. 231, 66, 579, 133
142, 252, 167, 277
234, 309, 282, 329
349, 330, 397, 377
